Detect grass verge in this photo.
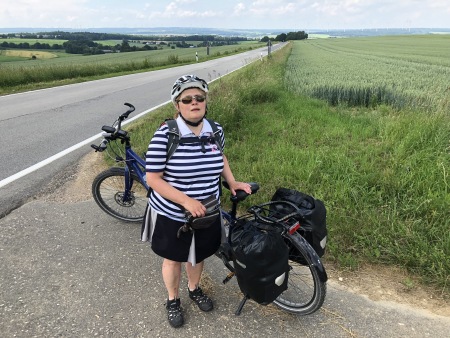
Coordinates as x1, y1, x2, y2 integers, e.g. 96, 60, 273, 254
123, 43, 449, 295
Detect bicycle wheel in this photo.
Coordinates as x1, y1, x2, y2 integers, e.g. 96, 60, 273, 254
92, 167, 148, 222
273, 231, 327, 315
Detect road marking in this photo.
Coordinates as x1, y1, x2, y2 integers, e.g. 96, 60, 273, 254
0, 102, 168, 189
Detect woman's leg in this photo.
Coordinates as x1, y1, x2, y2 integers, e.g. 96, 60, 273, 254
185, 261, 204, 290
185, 260, 213, 311
162, 258, 182, 299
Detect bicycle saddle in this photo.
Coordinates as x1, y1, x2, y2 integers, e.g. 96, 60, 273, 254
222, 181, 259, 202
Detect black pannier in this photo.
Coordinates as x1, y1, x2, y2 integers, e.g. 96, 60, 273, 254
270, 188, 327, 258
229, 218, 289, 307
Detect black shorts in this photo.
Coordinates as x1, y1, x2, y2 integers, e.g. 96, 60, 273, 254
150, 210, 221, 263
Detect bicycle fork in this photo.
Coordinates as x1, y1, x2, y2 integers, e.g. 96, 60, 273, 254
121, 167, 136, 203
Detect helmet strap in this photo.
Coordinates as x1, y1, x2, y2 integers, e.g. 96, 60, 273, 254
179, 112, 204, 127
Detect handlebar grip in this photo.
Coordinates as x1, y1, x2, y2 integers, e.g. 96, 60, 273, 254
120, 102, 135, 119
91, 139, 108, 152
229, 182, 260, 202
91, 144, 104, 152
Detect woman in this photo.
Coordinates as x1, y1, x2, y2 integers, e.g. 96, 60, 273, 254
144, 75, 251, 328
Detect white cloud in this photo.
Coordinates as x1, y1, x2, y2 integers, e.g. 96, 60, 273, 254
0, 0, 448, 30
233, 3, 246, 16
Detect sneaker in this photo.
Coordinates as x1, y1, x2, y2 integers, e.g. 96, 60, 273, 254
166, 298, 184, 328
188, 287, 213, 312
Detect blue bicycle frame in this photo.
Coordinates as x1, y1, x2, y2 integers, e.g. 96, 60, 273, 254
123, 142, 149, 195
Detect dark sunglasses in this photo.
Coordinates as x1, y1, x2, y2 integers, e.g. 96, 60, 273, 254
177, 94, 206, 104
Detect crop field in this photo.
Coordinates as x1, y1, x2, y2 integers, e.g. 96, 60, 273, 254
1, 47, 200, 66
0, 49, 57, 60
285, 35, 450, 114
280, 38, 448, 290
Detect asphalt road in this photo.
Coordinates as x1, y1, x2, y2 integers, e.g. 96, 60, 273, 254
0, 44, 284, 218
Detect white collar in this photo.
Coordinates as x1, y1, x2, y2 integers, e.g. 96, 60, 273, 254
176, 116, 213, 137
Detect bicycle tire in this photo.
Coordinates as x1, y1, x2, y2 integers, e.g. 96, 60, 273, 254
92, 167, 148, 222
273, 231, 327, 315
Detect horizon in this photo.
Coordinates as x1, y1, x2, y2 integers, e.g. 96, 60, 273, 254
2, 26, 450, 34
1, 1, 449, 31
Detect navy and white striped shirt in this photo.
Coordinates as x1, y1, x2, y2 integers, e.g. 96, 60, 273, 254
146, 116, 225, 221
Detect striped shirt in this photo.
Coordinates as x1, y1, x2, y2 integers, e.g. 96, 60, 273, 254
146, 116, 225, 221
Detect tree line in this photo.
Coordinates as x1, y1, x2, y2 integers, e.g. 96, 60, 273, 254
0, 31, 249, 42
260, 31, 308, 42
0, 31, 247, 55
0, 41, 64, 50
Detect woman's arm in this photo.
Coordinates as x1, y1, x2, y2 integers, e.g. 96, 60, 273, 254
146, 172, 206, 217
221, 154, 252, 196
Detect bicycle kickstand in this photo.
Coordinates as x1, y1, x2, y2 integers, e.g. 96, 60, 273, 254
235, 295, 250, 316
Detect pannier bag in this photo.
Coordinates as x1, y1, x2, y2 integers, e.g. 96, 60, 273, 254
230, 218, 289, 307
270, 188, 327, 257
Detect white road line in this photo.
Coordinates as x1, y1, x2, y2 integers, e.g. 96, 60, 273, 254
0, 47, 276, 190
0, 102, 168, 189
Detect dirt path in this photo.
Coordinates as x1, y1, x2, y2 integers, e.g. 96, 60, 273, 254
44, 152, 450, 319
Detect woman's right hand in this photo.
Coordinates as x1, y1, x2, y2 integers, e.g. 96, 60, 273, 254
182, 197, 206, 218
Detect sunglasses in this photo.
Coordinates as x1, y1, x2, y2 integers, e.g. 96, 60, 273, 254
177, 94, 206, 104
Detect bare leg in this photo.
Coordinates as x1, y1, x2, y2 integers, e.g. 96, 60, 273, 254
185, 261, 204, 291
185, 260, 213, 311
162, 258, 182, 299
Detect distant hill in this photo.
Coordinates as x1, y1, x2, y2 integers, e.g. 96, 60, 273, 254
308, 27, 450, 37
1, 27, 449, 38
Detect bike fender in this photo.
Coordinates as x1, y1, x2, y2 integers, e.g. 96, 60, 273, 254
293, 233, 328, 283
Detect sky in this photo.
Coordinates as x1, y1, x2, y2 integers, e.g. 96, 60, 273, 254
1, 0, 449, 30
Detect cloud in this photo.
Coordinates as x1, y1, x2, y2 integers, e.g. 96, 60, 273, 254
145, 1, 220, 21
233, 3, 246, 16
0, 0, 448, 30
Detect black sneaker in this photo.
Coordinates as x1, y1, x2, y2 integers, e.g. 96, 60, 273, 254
166, 298, 184, 328
188, 287, 213, 312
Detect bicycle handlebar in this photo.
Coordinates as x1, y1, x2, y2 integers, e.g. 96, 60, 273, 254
119, 102, 135, 121
91, 102, 134, 152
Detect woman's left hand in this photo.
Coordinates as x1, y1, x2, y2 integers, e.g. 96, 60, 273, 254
228, 181, 252, 196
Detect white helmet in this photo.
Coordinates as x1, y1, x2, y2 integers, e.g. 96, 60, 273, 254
171, 75, 209, 104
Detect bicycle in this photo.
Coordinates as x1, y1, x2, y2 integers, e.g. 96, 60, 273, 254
91, 103, 148, 222
218, 182, 327, 315
91, 102, 327, 315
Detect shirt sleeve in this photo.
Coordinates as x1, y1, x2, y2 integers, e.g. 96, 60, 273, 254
145, 124, 169, 173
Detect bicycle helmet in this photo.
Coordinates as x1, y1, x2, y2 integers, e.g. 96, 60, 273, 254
171, 75, 209, 105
